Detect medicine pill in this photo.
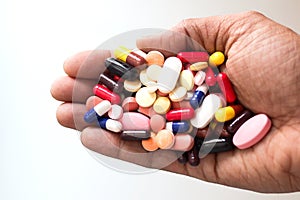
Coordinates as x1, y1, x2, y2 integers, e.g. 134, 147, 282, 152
156, 129, 175, 149
119, 112, 150, 130
199, 138, 234, 156
215, 105, 244, 122
124, 79, 142, 92
179, 70, 194, 91
105, 57, 139, 80
177, 52, 209, 63
135, 87, 156, 107
227, 110, 253, 134
189, 84, 208, 109
169, 86, 187, 102
171, 134, 194, 151
157, 57, 182, 93
166, 121, 190, 134
217, 72, 236, 103
122, 97, 139, 111
93, 84, 121, 104
233, 114, 271, 149
150, 114, 166, 133
153, 96, 171, 114
166, 108, 195, 121
209, 51, 225, 66
189, 62, 208, 71
142, 132, 159, 152
194, 70, 206, 86
120, 130, 150, 141
108, 104, 123, 120
145, 50, 165, 66
97, 117, 123, 133
146, 64, 162, 81
99, 73, 123, 93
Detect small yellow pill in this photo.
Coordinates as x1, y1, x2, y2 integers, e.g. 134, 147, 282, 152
114, 46, 130, 62
209, 51, 225, 66
179, 70, 194, 91
215, 106, 235, 122
189, 62, 208, 71
153, 96, 171, 114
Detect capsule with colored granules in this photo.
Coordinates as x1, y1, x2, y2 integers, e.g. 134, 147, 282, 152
166, 121, 190, 134
105, 57, 139, 80
215, 105, 244, 122
227, 110, 254, 134
97, 117, 122, 133
189, 84, 208, 109
114, 46, 146, 67
93, 84, 121, 104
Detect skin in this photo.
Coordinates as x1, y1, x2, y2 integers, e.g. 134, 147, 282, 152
51, 11, 300, 193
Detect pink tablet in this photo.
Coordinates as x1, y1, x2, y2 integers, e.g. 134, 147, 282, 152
233, 114, 271, 149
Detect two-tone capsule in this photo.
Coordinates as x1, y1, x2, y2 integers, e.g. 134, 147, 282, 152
93, 84, 121, 104
166, 121, 190, 134
97, 117, 122, 133
214, 105, 244, 122
177, 52, 209, 64
98, 73, 123, 93
114, 46, 146, 67
227, 110, 253, 134
105, 57, 139, 80
189, 84, 208, 109
84, 100, 112, 123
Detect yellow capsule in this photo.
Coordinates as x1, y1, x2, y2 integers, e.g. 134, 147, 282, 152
209, 51, 225, 66
215, 106, 235, 122
114, 46, 130, 62
153, 97, 171, 114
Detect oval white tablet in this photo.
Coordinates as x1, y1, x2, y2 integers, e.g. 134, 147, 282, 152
190, 94, 222, 128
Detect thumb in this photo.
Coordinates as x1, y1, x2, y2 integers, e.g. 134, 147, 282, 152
136, 11, 265, 56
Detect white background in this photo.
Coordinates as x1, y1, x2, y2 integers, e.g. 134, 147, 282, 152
0, 0, 300, 199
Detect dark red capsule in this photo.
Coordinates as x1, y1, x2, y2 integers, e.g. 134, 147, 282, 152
126, 52, 146, 67
227, 110, 253, 134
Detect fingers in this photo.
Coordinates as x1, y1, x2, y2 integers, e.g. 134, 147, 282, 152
56, 102, 89, 131
80, 126, 184, 170
137, 11, 266, 55
51, 76, 97, 103
63, 49, 111, 79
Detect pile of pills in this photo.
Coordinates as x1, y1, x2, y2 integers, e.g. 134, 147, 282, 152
83, 46, 272, 166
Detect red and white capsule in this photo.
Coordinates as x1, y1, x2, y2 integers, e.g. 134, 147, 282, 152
166, 108, 195, 121
93, 84, 121, 104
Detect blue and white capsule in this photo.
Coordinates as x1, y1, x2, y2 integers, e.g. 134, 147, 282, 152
84, 100, 111, 123
166, 121, 190, 134
189, 84, 208, 109
97, 117, 123, 133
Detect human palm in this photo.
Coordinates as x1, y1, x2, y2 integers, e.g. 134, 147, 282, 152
51, 11, 300, 192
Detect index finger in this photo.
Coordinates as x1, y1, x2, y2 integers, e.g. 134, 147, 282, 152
63, 49, 111, 79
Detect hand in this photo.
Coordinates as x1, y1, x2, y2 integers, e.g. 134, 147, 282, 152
51, 11, 300, 193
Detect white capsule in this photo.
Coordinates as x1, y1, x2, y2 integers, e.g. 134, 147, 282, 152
190, 94, 222, 128
94, 100, 111, 116
157, 57, 182, 93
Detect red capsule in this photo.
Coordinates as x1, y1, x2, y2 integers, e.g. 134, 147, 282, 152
166, 108, 195, 121
177, 52, 209, 64
205, 67, 217, 86
217, 72, 237, 103
93, 84, 121, 104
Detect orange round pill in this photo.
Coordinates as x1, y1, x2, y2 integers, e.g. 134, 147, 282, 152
156, 129, 175, 149
145, 51, 165, 66
142, 132, 159, 152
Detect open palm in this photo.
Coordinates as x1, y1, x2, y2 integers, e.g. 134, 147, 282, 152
51, 11, 300, 193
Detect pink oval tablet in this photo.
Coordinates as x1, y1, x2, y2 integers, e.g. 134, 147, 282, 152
150, 114, 166, 133
108, 104, 123, 120
233, 114, 271, 149
171, 134, 194, 151
122, 97, 139, 112
119, 112, 150, 130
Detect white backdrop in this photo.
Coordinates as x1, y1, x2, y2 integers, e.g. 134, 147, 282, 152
0, 0, 299, 199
